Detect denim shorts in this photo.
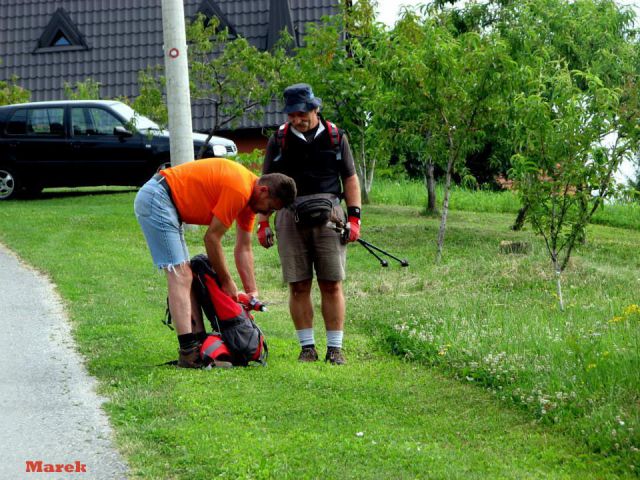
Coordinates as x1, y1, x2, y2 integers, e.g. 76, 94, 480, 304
134, 178, 189, 270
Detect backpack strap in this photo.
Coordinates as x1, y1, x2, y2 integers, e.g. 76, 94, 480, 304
163, 297, 174, 330
275, 120, 342, 162
325, 120, 342, 162
273, 122, 289, 162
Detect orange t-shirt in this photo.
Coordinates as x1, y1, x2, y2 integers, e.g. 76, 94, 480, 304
160, 158, 257, 231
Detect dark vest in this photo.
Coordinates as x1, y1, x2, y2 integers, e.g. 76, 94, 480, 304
271, 120, 342, 197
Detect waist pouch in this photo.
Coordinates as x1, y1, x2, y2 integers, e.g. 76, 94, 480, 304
293, 197, 335, 227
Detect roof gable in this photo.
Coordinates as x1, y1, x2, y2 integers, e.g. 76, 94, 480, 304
196, 0, 238, 37
35, 8, 88, 53
267, 0, 297, 50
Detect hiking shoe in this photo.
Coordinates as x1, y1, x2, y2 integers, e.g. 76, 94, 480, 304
177, 345, 203, 369
325, 347, 346, 365
298, 345, 319, 362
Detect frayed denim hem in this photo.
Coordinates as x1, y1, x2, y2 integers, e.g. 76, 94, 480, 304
157, 261, 190, 274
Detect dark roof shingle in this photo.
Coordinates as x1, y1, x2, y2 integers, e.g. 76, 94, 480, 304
0, 0, 339, 131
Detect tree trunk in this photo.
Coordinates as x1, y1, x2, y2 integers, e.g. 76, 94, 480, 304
355, 131, 372, 204
424, 160, 437, 214
436, 157, 454, 263
554, 259, 565, 311
512, 204, 528, 231
361, 181, 370, 203
197, 128, 215, 159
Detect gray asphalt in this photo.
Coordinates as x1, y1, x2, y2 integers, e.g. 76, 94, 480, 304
0, 244, 128, 480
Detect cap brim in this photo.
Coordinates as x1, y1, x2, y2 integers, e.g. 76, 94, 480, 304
282, 98, 322, 114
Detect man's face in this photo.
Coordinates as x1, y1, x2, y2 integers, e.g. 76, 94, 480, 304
287, 109, 319, 133
250, 187, 284, 215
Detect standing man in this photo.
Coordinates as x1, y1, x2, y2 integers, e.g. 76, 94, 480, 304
134, 158, 296, 368
257, 83, 361, 365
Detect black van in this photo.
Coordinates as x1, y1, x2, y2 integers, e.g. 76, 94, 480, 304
0, 100, 237, 199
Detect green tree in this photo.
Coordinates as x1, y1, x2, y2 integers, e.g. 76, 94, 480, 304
476, 0, 639, 228
426, 0, 640, 218
295, 0, 386, 203
376, 10, 514, 261
64, 79, 102, 100
0, 69, 30, 105
510, 64, 640, 310
132, 67, 168, 128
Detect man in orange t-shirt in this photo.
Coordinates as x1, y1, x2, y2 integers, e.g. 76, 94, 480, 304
134, 158, 296, 368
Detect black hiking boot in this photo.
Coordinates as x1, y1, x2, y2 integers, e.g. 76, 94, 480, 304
325, 347, 346, 365
298, 345, 319, 362
177, 345, 203, 369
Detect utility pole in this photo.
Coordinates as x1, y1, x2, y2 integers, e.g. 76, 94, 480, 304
161, 0, 194, 166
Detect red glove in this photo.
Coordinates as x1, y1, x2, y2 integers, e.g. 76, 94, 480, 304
347, 216, 361, 243
257, 221, 274, 248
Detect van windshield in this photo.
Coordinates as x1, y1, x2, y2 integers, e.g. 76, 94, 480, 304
110, 103, 161, 131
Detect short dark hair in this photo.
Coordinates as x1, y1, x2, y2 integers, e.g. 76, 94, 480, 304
258, 173, 297, 207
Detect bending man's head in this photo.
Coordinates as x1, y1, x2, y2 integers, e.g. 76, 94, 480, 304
250, 173, 297, 214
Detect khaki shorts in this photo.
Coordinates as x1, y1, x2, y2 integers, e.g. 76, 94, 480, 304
275, 201, 347, 283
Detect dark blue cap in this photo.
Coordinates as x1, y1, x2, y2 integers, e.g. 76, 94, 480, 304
282, 83, 322, 114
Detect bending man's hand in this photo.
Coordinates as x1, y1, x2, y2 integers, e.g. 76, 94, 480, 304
220, 277, 239, 302
257, 221, 274, 248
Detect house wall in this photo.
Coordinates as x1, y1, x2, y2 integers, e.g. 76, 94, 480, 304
219, 129, 270, 154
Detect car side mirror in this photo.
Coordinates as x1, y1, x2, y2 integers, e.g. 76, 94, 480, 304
114, 126, 133, 137
212, 144, 227, 157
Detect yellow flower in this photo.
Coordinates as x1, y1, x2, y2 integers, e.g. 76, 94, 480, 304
623, 304, 640, 317
586, 363, 597, 371
438, 344, 450, 356
608, 316, 625, 324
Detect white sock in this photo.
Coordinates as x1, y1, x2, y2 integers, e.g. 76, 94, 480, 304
326, 330, 343, 348
296, 328, 315, 347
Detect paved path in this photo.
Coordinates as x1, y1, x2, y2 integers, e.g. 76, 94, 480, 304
0, 244, 128, 479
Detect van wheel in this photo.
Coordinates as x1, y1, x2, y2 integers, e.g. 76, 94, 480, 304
0, 167, 19, 200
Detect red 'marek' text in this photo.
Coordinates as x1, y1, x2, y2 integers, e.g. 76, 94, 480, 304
26, 460, 87, 473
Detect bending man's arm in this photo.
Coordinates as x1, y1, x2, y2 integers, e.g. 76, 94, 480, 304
204, 216, 238, 300
234, 227, 258, 297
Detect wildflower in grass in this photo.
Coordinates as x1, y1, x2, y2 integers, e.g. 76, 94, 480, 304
623, 304, 640, 317
438, 344, 451, 356
609, 316, 625, 324
586, 363, 597, 371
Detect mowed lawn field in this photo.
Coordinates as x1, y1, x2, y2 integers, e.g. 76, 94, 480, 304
0, 186, 637, 479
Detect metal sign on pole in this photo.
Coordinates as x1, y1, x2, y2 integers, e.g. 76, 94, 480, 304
161, 0, 194, 167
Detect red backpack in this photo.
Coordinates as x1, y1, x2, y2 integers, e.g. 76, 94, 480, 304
190, 254, 268, 366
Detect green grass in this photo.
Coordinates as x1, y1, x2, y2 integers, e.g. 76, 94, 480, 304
370, 178, 640, 230
0, 188, 638, 478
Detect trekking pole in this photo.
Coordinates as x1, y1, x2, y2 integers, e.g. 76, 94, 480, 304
358, 239, 389, 267
326, 220, 409, 268
357, 239, 409, 267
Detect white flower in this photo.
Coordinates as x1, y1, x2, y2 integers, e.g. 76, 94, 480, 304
356, 432, 364, 437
